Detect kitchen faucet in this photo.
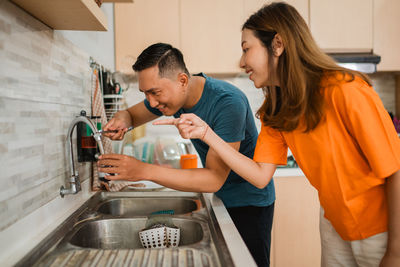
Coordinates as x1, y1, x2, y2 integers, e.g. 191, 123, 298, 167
60, 112, 104, 197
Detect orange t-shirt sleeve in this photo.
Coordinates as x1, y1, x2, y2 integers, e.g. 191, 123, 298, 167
253, 123, 288, 165
334, 79, 400, 178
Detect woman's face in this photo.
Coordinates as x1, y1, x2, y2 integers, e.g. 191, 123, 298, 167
240, 29, 272, 88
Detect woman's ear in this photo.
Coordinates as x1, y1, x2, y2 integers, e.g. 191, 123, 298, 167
272, 33, 284, 57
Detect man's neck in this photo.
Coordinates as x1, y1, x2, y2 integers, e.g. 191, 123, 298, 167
182, 75, 205, 109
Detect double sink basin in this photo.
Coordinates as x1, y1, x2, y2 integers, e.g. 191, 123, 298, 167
18, 191, 232, 267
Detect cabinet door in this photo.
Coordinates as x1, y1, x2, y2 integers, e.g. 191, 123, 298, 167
271, 176, 321, 267
310, 0, 373, 53
114, 0, 180, 74
243, 0, 309, 25
180, 0, 244, 74
374, 0, 400, 71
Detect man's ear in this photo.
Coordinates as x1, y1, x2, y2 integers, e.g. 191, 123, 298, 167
177, 72, 189, 87
272, 33, 284, 57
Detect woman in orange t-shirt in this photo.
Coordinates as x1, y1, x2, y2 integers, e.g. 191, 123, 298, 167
154, 2, 400, 267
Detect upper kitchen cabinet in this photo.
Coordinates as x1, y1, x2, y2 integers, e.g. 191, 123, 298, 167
103, 0, 133, 2
179, 0, 243, 74
310, 0, 373, 53
114, 0, 180, 74
374, 0, 400, 71
179, 0, 308, 74
11, 0, 107, 31
243, 0, 309, 24
115, 0, 308, 74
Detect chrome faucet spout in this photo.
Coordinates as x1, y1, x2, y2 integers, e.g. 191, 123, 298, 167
60, 113, 104, 198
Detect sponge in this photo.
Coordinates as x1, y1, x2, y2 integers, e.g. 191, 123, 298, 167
150, 210, 175, 215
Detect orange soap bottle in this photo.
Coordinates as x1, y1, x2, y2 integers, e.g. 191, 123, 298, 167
180, 154, 198, 169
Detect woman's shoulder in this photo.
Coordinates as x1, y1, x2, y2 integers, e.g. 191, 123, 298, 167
321, 71, 373, 93
321, 71, 368, 86
321, 71, 375, 100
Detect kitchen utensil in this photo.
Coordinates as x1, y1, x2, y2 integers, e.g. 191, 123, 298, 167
139, 226, 180, 249
111, 71, 135, 93
98, 126, 134, 134
154, 138, 181, 168
139, 214, 180, 249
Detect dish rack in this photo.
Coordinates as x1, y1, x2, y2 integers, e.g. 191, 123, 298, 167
139, 225, 180, 249
103, 94, 124, 121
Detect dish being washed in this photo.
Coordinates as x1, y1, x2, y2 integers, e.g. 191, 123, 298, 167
125, 180, 165, 191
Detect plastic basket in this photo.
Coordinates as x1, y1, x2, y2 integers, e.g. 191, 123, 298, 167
139, 226, 180, 249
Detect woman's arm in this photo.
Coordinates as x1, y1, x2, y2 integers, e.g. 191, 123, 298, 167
153, 113, 276, 188
380, 169, 400, 267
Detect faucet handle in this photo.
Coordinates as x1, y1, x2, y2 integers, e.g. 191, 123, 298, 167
74, 174, 81, 191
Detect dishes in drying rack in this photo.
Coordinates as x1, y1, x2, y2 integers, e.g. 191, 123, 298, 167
103, 94, 124, 121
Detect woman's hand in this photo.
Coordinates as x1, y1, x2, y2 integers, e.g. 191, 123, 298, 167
379, 251, 400, 267
97, 154, 146, 181
153, 113, 209, 141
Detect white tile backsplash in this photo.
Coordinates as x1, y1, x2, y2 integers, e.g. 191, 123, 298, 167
0, 1, 113, 232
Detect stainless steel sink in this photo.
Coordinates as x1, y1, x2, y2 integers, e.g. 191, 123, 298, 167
17, 191, 234, 267
66, 218, 205, 249
96, 197, 200, 216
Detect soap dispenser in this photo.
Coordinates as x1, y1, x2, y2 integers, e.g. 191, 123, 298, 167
77, 110, 101, 162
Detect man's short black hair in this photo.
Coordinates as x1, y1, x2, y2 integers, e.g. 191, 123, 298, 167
132, 43, 190, 78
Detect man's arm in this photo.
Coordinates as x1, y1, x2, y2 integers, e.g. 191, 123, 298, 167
125, 101, 159, 127
98, 141, 241, 192
150, 142, 241, 192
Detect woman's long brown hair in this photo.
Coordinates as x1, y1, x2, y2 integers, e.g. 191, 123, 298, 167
243, 2, 371, 132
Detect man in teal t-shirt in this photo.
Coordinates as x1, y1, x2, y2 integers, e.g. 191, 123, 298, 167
99, 43, 275, 267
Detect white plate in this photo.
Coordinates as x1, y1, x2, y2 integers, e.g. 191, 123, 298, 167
127, 180, 164, 190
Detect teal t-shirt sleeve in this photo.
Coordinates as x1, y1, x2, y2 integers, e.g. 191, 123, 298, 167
212, 95, 247, 143
144, 99, 163, 116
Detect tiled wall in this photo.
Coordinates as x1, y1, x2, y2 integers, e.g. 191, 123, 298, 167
369, 72, 396, 114
0, 1, 113, 231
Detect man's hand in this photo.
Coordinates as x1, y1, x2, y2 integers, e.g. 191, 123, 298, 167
97, 154, 145, 181
102, 118, 130, 140
153, 113, 209, 141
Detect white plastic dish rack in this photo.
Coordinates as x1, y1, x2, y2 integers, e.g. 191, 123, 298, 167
139, 225, 180, 249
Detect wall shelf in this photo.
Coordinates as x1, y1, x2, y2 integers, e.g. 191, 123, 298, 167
103, 0, 134, 2
12, 0, 108, 31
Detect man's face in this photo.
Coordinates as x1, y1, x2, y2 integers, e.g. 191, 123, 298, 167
138, 66, 187, 116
